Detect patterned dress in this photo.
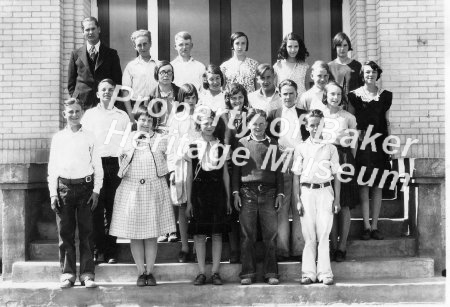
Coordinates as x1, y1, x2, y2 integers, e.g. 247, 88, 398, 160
348, 87, 393, 186
273, 60, 309, 97
220, 57, 258, 93
110, 136, 175, 239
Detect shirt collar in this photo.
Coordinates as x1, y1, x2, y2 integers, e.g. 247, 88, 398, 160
311, 86, 323, 93
86, 41, 100, 53
307, 136, 325, 145
136, 56, 154, 64
282, 104, 297, 112
64, 125, 83, 133
258, 88, 278, 99
96, 102, 119, 112
247, 133, 271, 142
174, 56, 194, 63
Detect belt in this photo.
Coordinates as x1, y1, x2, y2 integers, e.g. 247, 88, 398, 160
301, 181, 331, 189
242, 182, 276, 192
59, 175, 93, 185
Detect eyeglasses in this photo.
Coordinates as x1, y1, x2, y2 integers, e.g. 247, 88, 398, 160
159, 70, 173, 76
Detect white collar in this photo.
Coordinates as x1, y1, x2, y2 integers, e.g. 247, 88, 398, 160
352, 87, 384, 102
174, 56, 194, 63
247, 133, 271, 142
86, 41, 100, 53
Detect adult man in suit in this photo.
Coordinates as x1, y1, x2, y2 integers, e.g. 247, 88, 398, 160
68, 17, 122, 110
267, 79, 308, 263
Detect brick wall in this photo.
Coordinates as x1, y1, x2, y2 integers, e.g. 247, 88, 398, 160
0, 0, 90, 164
349, 0, 445, 158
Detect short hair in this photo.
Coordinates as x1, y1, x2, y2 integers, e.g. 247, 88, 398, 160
154, 60, 174, 82
202, 64, 225, 90
246, 108, 267, 124
278, 79, 298, 93
255, 63, 275, 78
63, 97, 82, 108
311, 60, 332, 76
134, 103, 157, 128
224, 83, 249, 110
277, 32, 309, 62
230, 32, 249, 51
360, 60, 383, 81
81, 17, 99, 30
322, 81, 347, 106
98, 78, 116, 90
177, 83, 198, 113
332, 32, 353, 51
305, 109, 324, 125
174, 31, 192, 42
130, 29, 151, 46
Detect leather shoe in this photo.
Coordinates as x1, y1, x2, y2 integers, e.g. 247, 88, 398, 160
168, 232, 179, 242
229, 251, 240, 264
157, 234, 169, 243
265, 277, 279, 285
211, 272, 223, 285
240, 278, 252, 285
371, 229, 384, 240
335, 250, 346, 262
322, 277, 334, 285
178, 250, 189, 263
146, 273, 157, 286
60, 279, 74, 289
136, 274, 146, 287
193, 273, 206, 285
300, 277, 313, 285
361, 228, 371, 240
81, 278, 97, 288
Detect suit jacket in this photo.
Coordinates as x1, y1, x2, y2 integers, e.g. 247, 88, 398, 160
266, 106, 309, 141
68, 43, 122, 110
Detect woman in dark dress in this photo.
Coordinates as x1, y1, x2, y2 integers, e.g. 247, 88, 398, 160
348, 61, 392, 241
186, 108, 231, 285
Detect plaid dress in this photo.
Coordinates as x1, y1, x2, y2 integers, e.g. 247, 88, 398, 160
110, 143, 175, 239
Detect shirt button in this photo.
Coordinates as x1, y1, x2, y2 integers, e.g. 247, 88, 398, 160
140, 179, 145, 184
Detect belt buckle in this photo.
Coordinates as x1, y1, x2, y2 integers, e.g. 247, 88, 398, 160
85, 175, 92, 183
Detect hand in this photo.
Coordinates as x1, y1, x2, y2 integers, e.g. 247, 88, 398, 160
297, 201, 304, 217
50, 196, 60, 215
169, 172, 175, 185
87, 192, 99, 211
226, 202, 232, 215
274, 195, 284, 212
333, 199, 341, 214
186, 203, 193, 218
233, 194, 241, 212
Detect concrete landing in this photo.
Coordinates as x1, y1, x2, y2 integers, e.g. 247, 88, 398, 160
0, 278, 445, 306
12, 257, 434, 283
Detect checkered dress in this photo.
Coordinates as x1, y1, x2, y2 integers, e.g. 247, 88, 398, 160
110, 145, 175, 239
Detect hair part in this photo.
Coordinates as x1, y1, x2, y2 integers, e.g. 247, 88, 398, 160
230, 31, 249, 51
98, 78, 116, 90
322, 80, 347, 106
81, 17, 99, 30
332, 32, 352, 51
202, 64, 225, 90
311, 60, 332, 76
277, 32, 309, 62
63, 97, 82, 108
256, 63, 275, 78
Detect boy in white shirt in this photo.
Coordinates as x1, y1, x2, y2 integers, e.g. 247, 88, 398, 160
292, 109, 341, 285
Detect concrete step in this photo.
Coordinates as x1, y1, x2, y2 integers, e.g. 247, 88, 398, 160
0, 278, 445, 305
29, 237, 416, 262
12, 257, 434, 283
349, 218, 408, 238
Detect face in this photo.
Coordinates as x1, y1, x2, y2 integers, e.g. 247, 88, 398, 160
280, 85, 297, 108
207, 73, 222, 92
326, 84, 342, 108
233, 36, 247, 56
311, 68, 330, 89
256, 69, 275, 91
158, 64, 173, 85
96, 82, 115, 103
305, 117, 322, 139
200, 116, 215, 136
183, 94, 198, 111
363, 65, 378, 84
82, 21, 100, 45
175, 38, 193, 58
134, 36, 151, 58
136, 114, 153, 132
336, 40, 349, 58
286, 39, 299, 59
63, 103, 83, 126
250, 115, 267, 138
230, 91, 245, 110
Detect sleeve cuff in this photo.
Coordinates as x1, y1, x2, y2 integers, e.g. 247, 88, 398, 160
232, 191, 239, 195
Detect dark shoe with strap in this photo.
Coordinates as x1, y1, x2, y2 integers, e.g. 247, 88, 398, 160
371, 229, 384, 240
335, 250, 346, 262
361, 228, 371, 240
193, 273, 207, 285
211, 272, 223, 285
136, 274, 147, 287
178, 250, 189, 263
146, 273, 157, 286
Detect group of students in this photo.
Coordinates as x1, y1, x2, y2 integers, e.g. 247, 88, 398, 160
49, 22, 393, 289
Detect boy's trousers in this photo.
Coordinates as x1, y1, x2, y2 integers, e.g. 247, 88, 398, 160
300, 183, 334, 282
56, 178, 95, 282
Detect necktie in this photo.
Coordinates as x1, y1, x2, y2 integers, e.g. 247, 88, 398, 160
89, 45, 96, 62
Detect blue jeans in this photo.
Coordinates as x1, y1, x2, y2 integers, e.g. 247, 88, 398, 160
56, 180, 95, 282
239, 184, 278, 280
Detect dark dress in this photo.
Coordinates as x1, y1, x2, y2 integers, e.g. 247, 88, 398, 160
348, 88, 392, 187
188, 142, 230, 235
